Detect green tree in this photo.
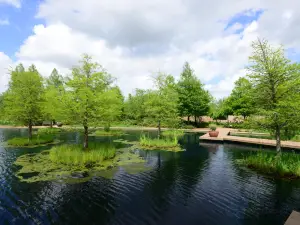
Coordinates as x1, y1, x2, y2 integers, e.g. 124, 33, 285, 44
64, 54, 122, 149
124, 89, 148, 124
227, 77, 255, 119
247, 39, 300, 154
210, 98, 233, 121
43, 68, 65, 127
145, 73, 179, 136
177, 62, 211, 125
3, 64, 44, 139
46, 68, 64, 88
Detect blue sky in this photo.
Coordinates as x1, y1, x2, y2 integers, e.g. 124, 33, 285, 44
0, 0, 44, 59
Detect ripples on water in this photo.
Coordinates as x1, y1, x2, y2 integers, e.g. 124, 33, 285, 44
1, 128, 300, 225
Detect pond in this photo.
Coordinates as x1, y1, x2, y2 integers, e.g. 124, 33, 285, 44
1, 128, 300, 225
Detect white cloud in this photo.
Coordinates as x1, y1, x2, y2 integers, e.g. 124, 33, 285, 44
0, 0, 21, 8
0, 52, 13, 93
0, 18, 9, 25
0, 0, 298, 99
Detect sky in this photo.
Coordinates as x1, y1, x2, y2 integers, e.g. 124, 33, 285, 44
0, 0, 300, 99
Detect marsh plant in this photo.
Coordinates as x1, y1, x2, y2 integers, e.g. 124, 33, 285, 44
49, 143, 116, 165
238, 151, 300, 178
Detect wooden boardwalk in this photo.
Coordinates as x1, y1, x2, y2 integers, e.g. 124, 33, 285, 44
200, 128, 300, 149
285, 211, 300, 225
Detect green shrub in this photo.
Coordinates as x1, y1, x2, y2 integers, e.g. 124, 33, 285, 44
49, 143, 116, 165
7, 135, 55, 147
238, 151, 300, 178
209, 124, 217, 131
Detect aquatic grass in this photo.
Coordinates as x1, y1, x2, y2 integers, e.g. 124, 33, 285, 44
92, 129, 125, 136
238, 151, 300, 178
162, 130, 184, 138
7, 135, 55, 147
139, 134, 182, 151
230, 132, 273, 140
49, 143, 116, 165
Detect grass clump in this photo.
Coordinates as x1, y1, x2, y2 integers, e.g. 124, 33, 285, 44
37, 128, 61, 135
162, 130, 184, 138
7, 135, 55, 147
139, 134, 182, 151
237, 151, 300, 178
49, 143, 116, 165
92, 129, 125, 136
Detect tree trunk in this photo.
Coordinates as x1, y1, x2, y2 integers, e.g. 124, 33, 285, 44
28, 120, 32, 140
187, 116, 190, 122
84, 125, 88, 149
158, 120, 161, 138
50, 120, 53, 128
275, 126, 281, 155
194, 116, 197, 124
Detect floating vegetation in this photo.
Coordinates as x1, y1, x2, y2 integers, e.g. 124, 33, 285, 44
91, 129, 125, 136
14, 145, 145, 183
6, 135, 56, 147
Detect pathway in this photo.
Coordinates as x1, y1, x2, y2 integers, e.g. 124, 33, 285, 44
200, 128, 300, 150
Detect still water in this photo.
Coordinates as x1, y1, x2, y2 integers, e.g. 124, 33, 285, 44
1, 128, 300, 225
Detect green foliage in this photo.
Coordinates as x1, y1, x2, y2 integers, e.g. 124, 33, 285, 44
49, 144, 116, 165
62, 54, 123, 148
210, 98, 232, 120
209, 124, 217, 131
139, 134, 182, 151
247, 39, 300, 152
238, 151, 300, 178
7, 135, 54, 147
226, 77, 256, 118
3, 64, 44, 138
177, 62, 211, 122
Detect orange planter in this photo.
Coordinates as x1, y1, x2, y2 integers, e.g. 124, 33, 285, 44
209, 131, 219, 137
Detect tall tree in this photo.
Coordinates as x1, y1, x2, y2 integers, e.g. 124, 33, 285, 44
64, 54, 122, 149
145, 73, 179, 136
227, 77, 255, 119
3, 64, 44, 139
247, 39, 300, 154
177, 62, 211, 125
43, 68, 65, 127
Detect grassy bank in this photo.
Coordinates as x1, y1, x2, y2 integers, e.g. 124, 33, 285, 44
238, 151, 300, 178
139, 134, 182, 151
92, 129, 125, 136
7, 135, 55, 147
37, 128, 61, 135
49, 143, 116, 165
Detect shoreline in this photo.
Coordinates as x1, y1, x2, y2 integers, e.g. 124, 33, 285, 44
0, 125, 209, 133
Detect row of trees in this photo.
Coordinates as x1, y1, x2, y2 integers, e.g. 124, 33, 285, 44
0, 56, 211, 149
124, 63, 211, 130
211, 39, 300, 154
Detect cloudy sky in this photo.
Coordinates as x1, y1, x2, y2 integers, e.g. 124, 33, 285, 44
0, 0, 299, 98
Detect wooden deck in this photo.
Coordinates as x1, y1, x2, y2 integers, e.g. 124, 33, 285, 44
285, 211, 300, 225
200, 128, 300, 149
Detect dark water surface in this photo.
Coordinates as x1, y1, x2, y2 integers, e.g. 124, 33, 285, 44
1, 128, 300, 225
